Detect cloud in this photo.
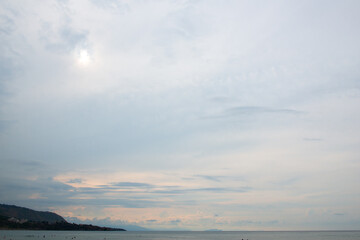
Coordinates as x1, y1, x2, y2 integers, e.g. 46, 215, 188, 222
169, 219, 181, 224
66, 178, 82, 184
150, 186, 251, 195
226, 106, 301, 115
203, 106, 302, 120
111, 182, 155, 189
1, 0, 360, 231
0, 14, 15, 35
195, 175, 223, 182
75, 180, 251, 197
89, 0, 129, 13
0, 174, 172, 209
40, 24, 89, 54
0, 176, 75, 209
273, 177, 301, 187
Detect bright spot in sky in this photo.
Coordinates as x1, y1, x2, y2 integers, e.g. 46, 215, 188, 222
77, 49, 90, 65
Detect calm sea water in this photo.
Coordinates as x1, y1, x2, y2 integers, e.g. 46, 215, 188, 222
1, 230, 360, 240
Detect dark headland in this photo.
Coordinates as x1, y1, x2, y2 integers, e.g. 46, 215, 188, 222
0, 204, 125, 231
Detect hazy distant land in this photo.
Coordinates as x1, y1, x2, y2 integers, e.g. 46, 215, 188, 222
0, 204, 125, 231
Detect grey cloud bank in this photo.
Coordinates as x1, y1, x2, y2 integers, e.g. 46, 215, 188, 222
0, 0, 360, 231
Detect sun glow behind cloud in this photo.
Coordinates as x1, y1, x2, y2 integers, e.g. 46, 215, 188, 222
77, 49, 91, 66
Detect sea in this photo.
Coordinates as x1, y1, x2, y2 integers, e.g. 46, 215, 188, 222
1, 230, 360, 240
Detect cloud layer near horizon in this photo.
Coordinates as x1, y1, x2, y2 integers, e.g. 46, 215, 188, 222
1, 0, 360, 230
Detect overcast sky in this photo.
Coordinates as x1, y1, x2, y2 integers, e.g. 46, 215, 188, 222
1, 0, 360, 231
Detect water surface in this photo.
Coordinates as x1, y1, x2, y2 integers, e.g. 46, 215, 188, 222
1, 230, 360, 240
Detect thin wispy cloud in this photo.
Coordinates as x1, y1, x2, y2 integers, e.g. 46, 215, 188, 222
202, 106, 302, 120
195, 175, 223, 182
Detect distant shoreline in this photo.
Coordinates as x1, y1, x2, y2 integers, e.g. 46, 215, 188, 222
1, 216, 125, 231
0, 204, 126, 232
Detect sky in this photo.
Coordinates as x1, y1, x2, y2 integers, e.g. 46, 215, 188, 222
0, 0, 360, 231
